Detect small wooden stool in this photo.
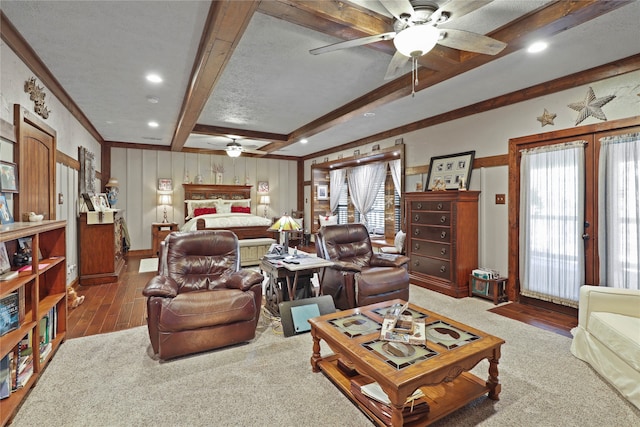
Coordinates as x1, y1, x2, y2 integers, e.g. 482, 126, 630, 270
469, 275, 508, 305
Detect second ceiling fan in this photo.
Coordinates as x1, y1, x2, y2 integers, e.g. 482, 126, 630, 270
310, 0, 507, 86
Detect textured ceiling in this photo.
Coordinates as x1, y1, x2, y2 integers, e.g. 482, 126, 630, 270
2, 1, 639, 158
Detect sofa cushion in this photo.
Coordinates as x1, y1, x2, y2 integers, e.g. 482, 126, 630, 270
588, 311, 640, 371
159, 288, 256, 332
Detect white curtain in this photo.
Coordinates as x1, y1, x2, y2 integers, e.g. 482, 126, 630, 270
598, 132, 640, 290
389, 159, 402, 198
329, 168, 346, 214
347, 162, 387, 229
519, 141, 585, 307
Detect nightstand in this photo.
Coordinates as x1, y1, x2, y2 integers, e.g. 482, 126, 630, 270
469, 275, 508, 305
151, 222, 178, 257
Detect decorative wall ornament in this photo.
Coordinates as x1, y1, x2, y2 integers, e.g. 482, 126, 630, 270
567, 86, 615, 126
24, 77, 51, 119
536, 109, 556, 127
79, 146, 96, 195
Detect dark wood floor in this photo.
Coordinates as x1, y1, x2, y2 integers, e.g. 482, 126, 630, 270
66, 254, 577, 339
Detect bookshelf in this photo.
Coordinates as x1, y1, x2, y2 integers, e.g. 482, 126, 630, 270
0, 220, 67, 426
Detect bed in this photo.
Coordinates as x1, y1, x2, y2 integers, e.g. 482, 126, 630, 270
181, 184, 275, 265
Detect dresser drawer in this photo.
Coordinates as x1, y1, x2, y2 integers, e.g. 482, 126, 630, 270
410, 200, 451, 212
411, 240, 451, 259
410, 211, 451, 226
410, 225, 452, 243
410, 255, 451, 281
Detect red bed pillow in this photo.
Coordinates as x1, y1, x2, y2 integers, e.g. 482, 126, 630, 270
231, 206, 251, 214
194, 207, 217, 217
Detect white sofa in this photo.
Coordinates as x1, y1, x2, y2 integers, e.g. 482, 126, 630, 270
570, 285, 640, 409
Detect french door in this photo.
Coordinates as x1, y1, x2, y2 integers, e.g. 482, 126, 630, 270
508, 117, 640, 311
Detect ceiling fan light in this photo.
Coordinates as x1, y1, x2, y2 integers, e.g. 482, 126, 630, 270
226, 142, 242, 158
393, 25, 439, 57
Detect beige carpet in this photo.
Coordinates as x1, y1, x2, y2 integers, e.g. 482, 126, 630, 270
138, 258, 158, 273
11, 285, 639, 426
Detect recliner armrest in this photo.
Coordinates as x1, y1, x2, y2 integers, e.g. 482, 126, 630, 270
330, 260, 362, 273
370, 253, 409, 268
143, 276, 179, 298
225, 269, 264, 291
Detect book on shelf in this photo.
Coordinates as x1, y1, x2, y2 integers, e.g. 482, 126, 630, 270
17, 261, 51, 273
0, 290, 20, 336
360, 381, 424, 406
0, 270, 18, 281
0, 352, 11, 400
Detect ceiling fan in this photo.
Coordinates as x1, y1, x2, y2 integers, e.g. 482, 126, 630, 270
207, 137, 267, 158
310, 0, 507, 87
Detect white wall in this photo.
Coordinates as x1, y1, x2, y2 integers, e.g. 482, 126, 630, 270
305, 70, 640, 278
110, 147, 297, 250
1, 41, 103, 284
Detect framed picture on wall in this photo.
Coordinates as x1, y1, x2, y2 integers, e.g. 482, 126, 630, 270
257, 181, 269, 193
425, 151, 475, 191
317, 184, 328, 200
158, 178, 173, 191
0, 161, 18, 193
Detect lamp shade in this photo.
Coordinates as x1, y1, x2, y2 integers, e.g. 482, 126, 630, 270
105, 177, 119, 187
260, 195, 270, 205
393, 25, 440, 57
268, 214, 301, 232
158, 194, 172, 206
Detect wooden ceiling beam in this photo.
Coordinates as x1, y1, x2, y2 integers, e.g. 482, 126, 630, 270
263, 0, 632, 154
170, 1, 260, 152
192, 124, 289, 142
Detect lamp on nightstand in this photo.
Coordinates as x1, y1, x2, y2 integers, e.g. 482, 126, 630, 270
158, 194, 172, 223
268, 213, 301, 250
259, 195, 270, 218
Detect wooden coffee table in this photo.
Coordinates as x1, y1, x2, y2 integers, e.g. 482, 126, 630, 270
309, 299, 505, 426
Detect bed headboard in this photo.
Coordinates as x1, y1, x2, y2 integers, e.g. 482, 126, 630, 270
182, 184, 252, 219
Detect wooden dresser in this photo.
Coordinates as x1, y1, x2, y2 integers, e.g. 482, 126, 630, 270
404, 191, 479, 298
78, 210, 125, 285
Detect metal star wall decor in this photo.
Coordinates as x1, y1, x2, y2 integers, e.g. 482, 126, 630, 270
536, 108, 556, 127
567, 86, 615, 126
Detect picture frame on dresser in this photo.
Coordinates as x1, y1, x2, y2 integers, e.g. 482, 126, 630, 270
0, 161, 18, 193
425, 150, 475, 191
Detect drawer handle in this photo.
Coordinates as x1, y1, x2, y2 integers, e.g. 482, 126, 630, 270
414, 260, 420, 267
437, 203, 443, 210
414, 229, 421, 236
440, 231, 447, 239
440, 248, 447, 255
414, 243, 420, 250
414, 214, 420, 222
440, 215, 446, 223
417, 203, 423, 209
440, 265, 446, 273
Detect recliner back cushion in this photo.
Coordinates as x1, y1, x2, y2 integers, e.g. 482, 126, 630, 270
319, 223, 373, 267
165, 230, 239, 293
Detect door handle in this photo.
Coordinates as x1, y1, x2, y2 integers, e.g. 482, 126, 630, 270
582, 233, 590, 240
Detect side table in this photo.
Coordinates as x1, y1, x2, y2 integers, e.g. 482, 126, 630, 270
151, 222, 178, 257
469, 274, 508, 305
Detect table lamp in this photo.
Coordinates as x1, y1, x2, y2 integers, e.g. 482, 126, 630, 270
268, 213, 301, 251
158, 194, 172, 223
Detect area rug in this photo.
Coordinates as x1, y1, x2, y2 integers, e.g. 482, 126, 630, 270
138, 257, 158, 273
11, 285, 639, 426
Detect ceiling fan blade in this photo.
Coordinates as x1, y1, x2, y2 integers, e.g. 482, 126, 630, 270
310, 32, 396, 55
384, 50, 410, 80
379, 0, 414, 22
437, 29, 506, 55
436, 0, 493, 22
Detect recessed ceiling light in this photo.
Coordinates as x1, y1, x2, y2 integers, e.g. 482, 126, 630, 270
147, 96, 159, 104
148, 121, 159, 128
146, 73, 163, 83
300, 138, 308, 144
364, 112, 375, 118
527, 41, 548, 53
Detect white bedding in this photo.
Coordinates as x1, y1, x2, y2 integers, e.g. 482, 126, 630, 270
181, 213, 272, 231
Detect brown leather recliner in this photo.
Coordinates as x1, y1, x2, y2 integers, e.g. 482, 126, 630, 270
142, 230, 263, 360
316, 223, 410, 310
